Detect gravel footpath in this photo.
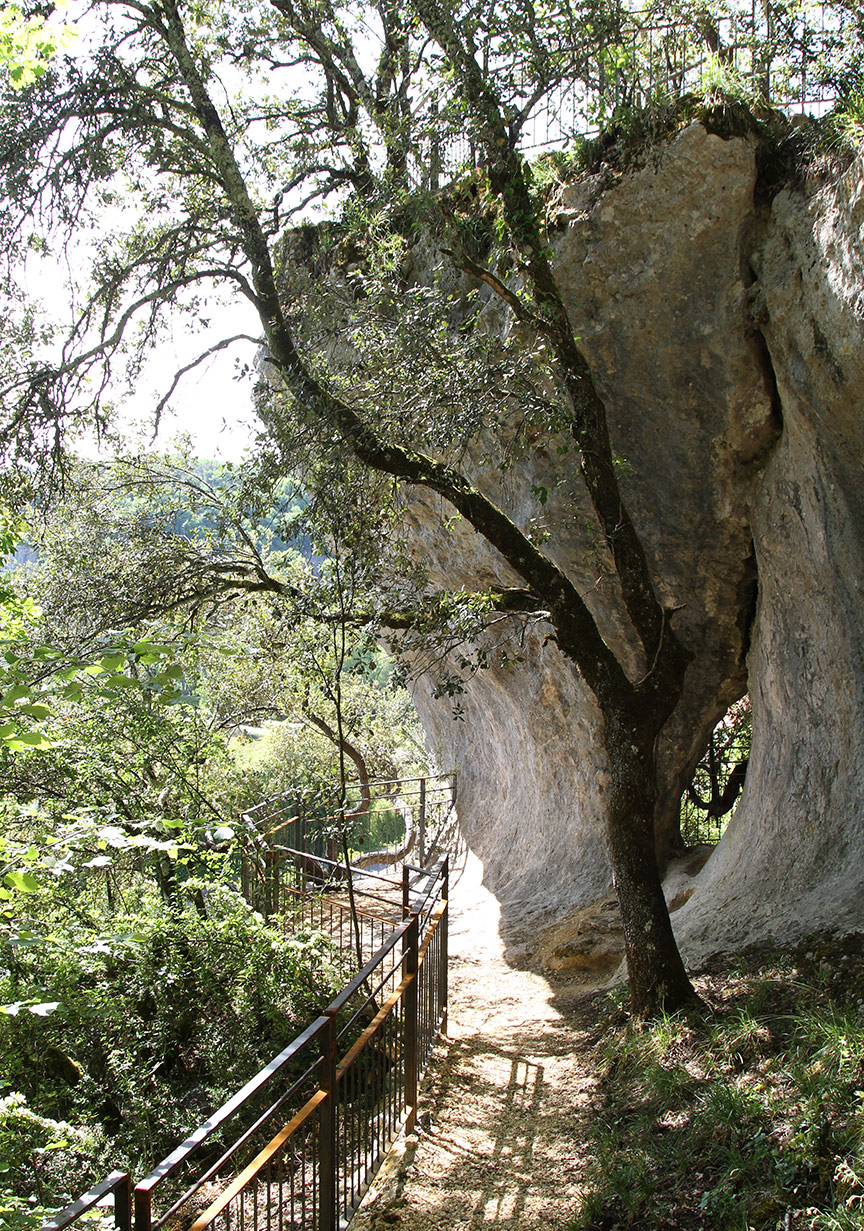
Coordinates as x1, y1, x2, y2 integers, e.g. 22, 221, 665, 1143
354, 851, 603, 1231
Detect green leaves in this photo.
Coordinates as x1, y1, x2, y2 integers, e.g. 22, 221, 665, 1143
98, 653, 126, 673
3, 871, 37, 894
4, 733, 51, 753
0, 622, 198, 760
0, 4, 76, 90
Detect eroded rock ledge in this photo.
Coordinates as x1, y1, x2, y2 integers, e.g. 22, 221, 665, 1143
404, 124, 864, 963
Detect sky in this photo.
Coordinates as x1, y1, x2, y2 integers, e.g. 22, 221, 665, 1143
110, 304, 264, 464
12, 0, 285, 467
20, 235, 265, 465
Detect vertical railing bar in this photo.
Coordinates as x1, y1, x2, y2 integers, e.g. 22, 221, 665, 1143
441, 855, 449, 1038
302, 1124, 307, 1231
287, 1127, 293, 1231
319, 1010, 337, 1231
353, 1062, 359, 1213
308, 1118, 313, 1231
395, 1007, 402, 1140
418, 776, 426, 866
343, 1064, 349, 1215
360, 1049, 367, 1194
404, 913, 419, 1136
367, 1060, 374, 1182
115, 1175, 132, 1231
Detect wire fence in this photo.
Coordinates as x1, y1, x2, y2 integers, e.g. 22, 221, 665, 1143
412, 0, 847, 185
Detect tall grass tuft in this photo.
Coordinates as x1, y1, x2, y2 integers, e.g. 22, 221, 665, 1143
573, 934, 864, 1230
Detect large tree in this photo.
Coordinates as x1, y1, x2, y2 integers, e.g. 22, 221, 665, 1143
0, 0, 799, 1013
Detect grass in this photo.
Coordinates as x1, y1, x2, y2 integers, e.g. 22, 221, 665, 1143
571, 933, 864, 1231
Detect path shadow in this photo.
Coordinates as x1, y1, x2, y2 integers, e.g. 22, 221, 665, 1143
409, 1039, 547, 1228
486, 844, 716, 1017
448, 844, 621, 1018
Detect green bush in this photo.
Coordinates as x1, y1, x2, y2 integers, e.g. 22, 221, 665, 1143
0, 883, 347, 1211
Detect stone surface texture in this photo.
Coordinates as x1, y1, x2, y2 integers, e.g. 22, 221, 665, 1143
404, 127, 864, 960
673, 149, 864, 962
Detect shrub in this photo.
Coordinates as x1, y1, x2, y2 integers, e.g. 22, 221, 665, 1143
0, 883, 348, 1210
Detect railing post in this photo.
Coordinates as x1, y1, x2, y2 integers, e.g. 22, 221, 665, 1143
418, 776, 426, 867
115, 1175, 132, 1231
404, 912, 419, 1135
133, 1183, 151, 1231
319, 1010, 338, 1231
402, 864, 410, 919
272, 847, 281, 915
440, 855, 449, 1038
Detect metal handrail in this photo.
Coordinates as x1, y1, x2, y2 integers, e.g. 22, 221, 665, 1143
133, 1014, 330, 1231
41, 1172, 131, 1231
42, 855, 449, 1231
272, 845, 402, 889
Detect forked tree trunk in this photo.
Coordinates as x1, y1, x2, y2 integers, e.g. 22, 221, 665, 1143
605, 713, 696, 1016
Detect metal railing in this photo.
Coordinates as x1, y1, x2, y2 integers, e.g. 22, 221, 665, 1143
242, 774, 456, 873
41, 1172, 131, 1231
409, 0, 848, 186
39, 858, 449, 1231
239, 774, 457, 925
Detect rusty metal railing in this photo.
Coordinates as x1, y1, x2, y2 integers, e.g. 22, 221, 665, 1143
40, 858, 449, 1231
241, 774, 456, 892
408, 0, 848, 189
239, 773, 457, 931
41, 1171, 132, 1231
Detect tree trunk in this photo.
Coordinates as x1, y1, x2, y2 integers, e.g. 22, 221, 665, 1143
605, 713, 697, 1016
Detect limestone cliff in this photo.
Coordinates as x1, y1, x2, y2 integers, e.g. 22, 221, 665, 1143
674, 142, 864, 961
402, 123, 864, 958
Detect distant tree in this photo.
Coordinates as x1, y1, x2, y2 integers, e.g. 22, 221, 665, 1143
680, 697, 751, 845
18, 456, 427, 801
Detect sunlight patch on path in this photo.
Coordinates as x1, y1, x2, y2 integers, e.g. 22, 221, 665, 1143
355, 851, 599, 1230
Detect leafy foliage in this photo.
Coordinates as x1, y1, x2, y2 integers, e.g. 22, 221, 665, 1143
0, 465, 429, 1219
0, 884, 347, 1213
0, 3, 76, 90
680, 696, 751, 846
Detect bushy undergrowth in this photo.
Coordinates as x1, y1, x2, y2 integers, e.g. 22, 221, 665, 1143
0, 883, 348, 1216
573, 934, 864, 1231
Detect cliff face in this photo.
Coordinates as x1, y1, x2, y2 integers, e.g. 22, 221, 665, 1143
674, 147, 864, 960
405, 124, 864, 956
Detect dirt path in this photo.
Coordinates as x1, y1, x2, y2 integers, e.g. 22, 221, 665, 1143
354, 852, 604, 1231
